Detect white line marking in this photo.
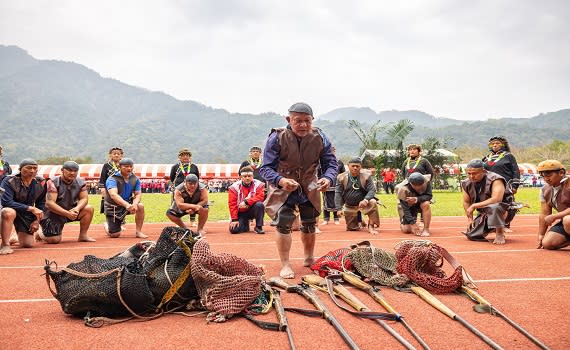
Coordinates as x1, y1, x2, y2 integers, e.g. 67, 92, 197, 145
0, 298, 56, 303
475, 277, 570, 283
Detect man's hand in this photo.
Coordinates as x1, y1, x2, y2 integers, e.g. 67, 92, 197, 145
544, 214, 557, 226
229, 221, 239, 230
405, 197, 418, 206
316, 178, 330, 192
466, 205, 476, 220
29, 220, 40, 234
29, 206, 43, 221
127, 204, 137, 214
279, 178, 299, 192
238, 201, 249, 209
537, 234, 544, 249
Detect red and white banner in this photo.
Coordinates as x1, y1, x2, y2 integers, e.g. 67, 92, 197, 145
9, 164, 242, 180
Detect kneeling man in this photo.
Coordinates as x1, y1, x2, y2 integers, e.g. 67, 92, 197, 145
38, 161, 95, 243
397, 172, 432, 237
228, 166, 266, 234
0, 159, 46, 255
461, 159, 508, 244
536, 159, 570, 250
166, 174, 208, 235
104, 158, 146, 238
335, 157, 380, 234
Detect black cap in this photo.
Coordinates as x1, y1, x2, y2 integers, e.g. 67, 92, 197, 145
62, 161, 79, 171
249, 146, 262, 152
19, 158, 38, 169
466, 159, 485, 169
288, 102, 313, 116
348, 157, 362, 164
185, 174, 199, 183
408, 172, 426, 185
119, 158, 134, 166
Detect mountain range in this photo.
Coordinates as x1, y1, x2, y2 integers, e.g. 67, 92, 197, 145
1, 45, 568, 164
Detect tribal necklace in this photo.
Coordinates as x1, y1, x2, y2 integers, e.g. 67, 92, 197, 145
406, 156, 421, 173
349, 173, 360, 190
485, 151, 506, 167
248, 157, 262, 169
180, 162, 193, 176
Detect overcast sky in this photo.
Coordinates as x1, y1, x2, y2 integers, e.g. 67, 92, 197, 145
1, 0, 568, 120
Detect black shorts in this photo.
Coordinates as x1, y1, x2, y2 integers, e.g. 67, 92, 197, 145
14, 211, 38, 234
166, 204, 208, 218
40, 215, 73, 237
549, 221, 570, 241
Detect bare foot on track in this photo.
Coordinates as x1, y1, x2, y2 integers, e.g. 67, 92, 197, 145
280, 265, 295, 279
0, 245, 14, 255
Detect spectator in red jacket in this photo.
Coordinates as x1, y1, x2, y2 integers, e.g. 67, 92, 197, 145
381, 168, 396, 194
228, 166, 266, 234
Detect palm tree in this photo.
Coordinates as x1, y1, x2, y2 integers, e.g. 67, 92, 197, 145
346, 119, 383, 155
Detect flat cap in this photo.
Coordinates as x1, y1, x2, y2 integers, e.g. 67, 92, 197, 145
19, 158, 38, 168
408, 172, 426, 185
119, 158, 134, 166
348, 157, 362, 164
185, 174, 199, 183
288, 102, 313, 116
537, 159, 564, 172
62, 161, 80, 171
466, 159, 485, 169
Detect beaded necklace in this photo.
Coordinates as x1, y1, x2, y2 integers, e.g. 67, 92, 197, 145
248, 157, 262, 169
484, 151, 506, 167
405, 156, 422, 173
180, 162, 193, 176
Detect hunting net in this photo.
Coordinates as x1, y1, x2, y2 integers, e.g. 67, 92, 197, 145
191, 239, 264, 318
395, 240, 463, 294
45, 226, 199, 318
346, 244, 410, 287
310, 248, 353, 277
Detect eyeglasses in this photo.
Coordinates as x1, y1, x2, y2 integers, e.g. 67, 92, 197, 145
539, 170, 560, 177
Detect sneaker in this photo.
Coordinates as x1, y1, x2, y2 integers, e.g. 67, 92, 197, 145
334, 220, 340, 225
321, 220, 329, 225
254, 226, 265, 234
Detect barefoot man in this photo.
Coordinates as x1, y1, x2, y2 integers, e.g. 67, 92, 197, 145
37, 161, 95, 243
461, 159, 509, 244
0, 159, 46, 255
260, 102, 338, 279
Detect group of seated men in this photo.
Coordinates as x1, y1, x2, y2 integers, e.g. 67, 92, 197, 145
1, 155, 568, 255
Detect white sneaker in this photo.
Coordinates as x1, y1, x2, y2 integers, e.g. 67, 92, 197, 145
322, 221, 329, 225
103, 221, 110, 235
334, 220, 340, 225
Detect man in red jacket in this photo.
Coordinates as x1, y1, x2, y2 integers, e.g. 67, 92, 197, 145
228, 166, 266, 234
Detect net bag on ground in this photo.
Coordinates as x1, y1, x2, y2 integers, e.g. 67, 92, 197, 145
190, 239, 264, 318
44, 226, 199, 318
310, 247, 353, 277
395, 240, 464, 294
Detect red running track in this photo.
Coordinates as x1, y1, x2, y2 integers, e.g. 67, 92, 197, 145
0, 215, 568, 350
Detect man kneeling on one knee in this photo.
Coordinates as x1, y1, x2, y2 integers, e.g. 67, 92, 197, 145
228, 166, 266, 234
335, 157, 380, 234
536, 159, 570, 250
38, 161, 95, 243
397, 172, 432, 237
461, 159, 509, 244
166, 174, 209, 236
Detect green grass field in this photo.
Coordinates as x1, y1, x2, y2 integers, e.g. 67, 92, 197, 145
87, 187, 541, 224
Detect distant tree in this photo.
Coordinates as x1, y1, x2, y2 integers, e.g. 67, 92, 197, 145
37, 156, 93, 165
421, 136, 456, 189
382, 119, 415, 171
528, 140, 570, 164
346, 119, 384, 155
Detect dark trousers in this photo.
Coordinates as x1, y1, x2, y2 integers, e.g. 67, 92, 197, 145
230, 202, 265, 234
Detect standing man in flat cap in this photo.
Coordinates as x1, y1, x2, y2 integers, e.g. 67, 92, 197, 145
37, 161, 95, 243
335, 157, 380, 234
260, 102, 338, 279
396, 172, 432, 237
240, 146, 264, 182
461, 159, 509, 244
0, 159, 46, 255
536, 160, 570, 250
104, 158, 147, 238
166, 174, 209, 235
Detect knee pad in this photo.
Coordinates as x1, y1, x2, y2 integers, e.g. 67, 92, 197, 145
276, 226, 292, 234
300, 224, 316, 234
